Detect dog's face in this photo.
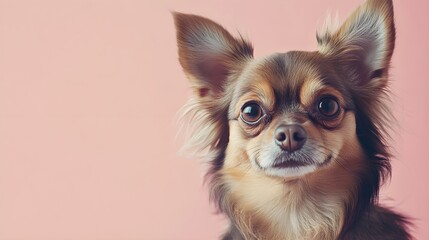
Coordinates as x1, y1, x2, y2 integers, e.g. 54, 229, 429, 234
175, 0, 394, 180
227, 52, 359, 178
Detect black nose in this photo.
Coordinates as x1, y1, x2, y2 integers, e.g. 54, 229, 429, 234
274, 124, 307, 152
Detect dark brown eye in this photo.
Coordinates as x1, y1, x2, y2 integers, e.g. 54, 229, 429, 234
318, 97, 340, 118
240, 102, 264, 124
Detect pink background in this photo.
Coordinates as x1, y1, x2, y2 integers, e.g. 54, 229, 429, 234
0, 0, 428, 239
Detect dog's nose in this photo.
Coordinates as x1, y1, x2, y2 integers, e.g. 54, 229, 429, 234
274, 124, 307, 152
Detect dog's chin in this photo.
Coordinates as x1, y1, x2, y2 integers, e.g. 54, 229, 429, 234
256, 152, 333, 179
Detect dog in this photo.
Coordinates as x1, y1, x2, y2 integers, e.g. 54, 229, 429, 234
173, 0, 411, 239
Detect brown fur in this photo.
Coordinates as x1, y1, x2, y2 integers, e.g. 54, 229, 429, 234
174, 0, 412, 239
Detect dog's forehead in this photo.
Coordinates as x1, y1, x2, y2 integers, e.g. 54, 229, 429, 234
262, 52, 323, 93
234, 51, 339, 103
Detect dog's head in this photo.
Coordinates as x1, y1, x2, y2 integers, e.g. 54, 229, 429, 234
174, 0, 394, 183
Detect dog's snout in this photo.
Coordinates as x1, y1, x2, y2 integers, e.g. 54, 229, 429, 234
274, 124, 307, 152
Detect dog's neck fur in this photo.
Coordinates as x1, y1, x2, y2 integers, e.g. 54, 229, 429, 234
217, 123, 365, 240
221, 166, 353, 240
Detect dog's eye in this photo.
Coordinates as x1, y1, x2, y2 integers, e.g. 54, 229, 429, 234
240, 102, 264, 124
317, 97, 340, 118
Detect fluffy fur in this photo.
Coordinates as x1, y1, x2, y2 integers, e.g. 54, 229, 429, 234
174, 0, 412, 239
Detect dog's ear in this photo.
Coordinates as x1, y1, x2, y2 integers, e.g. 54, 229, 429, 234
317, 0, 395, 88
173, 12, 253, 99
174, 13, 253, 157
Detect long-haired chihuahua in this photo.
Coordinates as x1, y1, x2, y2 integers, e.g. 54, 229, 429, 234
173, 0, 411, 239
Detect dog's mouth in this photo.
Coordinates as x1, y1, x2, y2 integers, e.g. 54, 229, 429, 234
271, 154, 332, 169
258, 154, 333, 179
272, 159, 311, 168
256, 148, 334, 178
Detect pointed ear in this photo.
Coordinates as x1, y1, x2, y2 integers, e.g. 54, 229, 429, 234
317, 0, 395, 87
173, 12, 253, 98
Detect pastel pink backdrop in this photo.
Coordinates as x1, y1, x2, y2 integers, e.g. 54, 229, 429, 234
0, 0, 427, 239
